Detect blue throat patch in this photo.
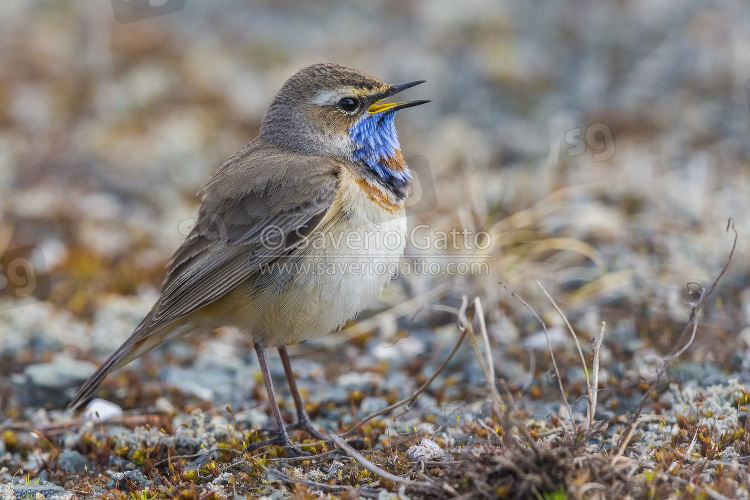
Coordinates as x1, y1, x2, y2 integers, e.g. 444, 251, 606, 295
349, 111, 412, 186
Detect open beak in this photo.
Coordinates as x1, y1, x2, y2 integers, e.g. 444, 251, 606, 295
368, 80, 430, 114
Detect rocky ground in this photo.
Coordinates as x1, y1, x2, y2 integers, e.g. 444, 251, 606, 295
2, 0, 750, 498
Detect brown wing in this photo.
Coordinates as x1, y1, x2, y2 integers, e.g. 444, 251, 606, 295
68, 144, 340, 409
150, 146, 341, 331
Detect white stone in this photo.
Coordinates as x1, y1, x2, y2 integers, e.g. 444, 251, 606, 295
82, 399, 123, 422
405, 438, 444, 462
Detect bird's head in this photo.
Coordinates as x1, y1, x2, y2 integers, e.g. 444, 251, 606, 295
259, 63, 428, 187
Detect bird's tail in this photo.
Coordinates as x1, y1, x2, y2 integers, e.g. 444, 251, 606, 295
68, 309, 165, 410
68, 342, 135, 410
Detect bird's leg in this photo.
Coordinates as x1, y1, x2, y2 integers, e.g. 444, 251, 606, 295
278, 345, 328, 441
244, 343, 309, 457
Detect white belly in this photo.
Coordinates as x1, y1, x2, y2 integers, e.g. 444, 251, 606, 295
227, 171, 407, 346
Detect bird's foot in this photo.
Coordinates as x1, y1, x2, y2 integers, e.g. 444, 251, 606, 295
243, 429, 310, 458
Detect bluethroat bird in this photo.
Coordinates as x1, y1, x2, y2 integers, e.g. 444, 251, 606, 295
69, 63, 428, 455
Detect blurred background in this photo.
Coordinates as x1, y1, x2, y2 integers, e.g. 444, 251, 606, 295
0, 0, 749, 419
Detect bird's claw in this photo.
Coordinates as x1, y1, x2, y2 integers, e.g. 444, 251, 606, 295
243, 429, 310, 457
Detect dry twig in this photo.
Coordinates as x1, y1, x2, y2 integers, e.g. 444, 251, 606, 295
510, 290, 575, 438
465, 297, 506, 411
613, 219, 737, 460
263, 465, 375, 497
331, 434, 448, 497
538, 281, 591, 412
341, 296, 475, 438
587, 321, 606, 429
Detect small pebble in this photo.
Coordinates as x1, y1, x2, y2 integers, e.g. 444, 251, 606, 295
82, 399, 123, 421
406, 438, 444, 461
57, 450, 88, 473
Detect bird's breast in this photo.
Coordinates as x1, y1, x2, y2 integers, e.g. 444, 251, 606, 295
224, 168, 407, 346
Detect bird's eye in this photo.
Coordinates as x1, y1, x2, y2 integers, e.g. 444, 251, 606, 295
338, 97, 359, 112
